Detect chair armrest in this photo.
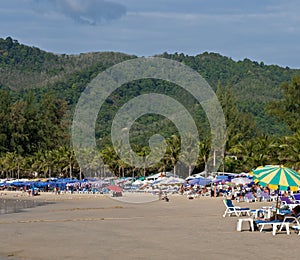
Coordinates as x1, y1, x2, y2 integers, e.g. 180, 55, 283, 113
282, 216, 296, 224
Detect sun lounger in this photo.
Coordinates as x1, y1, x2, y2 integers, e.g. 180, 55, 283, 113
291, 193, 300, 204
280, 197, 300, 210
256, 219, 290, 235
291, 225, 300, 235
223, 199, 251, 217
244, 192, 257, 203
261, 192, 271, 202
255, 212, 300, 235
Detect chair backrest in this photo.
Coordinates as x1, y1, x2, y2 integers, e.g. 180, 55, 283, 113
245, 192, 254, 199
261, 192, 270, 199
292, 193, 300, 201
224, 199, 234, 208
280, 196, 293, 204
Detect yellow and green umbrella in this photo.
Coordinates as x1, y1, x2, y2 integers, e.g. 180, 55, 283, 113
252, 165, 300, 191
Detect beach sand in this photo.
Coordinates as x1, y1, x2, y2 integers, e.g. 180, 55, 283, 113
0, 191, 298, 260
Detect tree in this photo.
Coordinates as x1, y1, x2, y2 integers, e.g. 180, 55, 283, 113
165, 135, 180, 177
230, 135, 279, 172
197, 140, 210, 175
57, 146, 77, 179
267, 76, 300, 132
216, 83, 257, 151
0, 91, 12, 154
279, 131, 300, 170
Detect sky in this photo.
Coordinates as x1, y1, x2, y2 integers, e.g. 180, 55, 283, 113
0, 0, 300, 68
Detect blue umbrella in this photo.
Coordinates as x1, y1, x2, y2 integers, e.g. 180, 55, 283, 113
186, 178, 211, 186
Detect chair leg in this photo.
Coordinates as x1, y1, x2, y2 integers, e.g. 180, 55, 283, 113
272, 224, 277, 236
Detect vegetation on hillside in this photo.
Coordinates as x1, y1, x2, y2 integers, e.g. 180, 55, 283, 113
0, 37, 299, 179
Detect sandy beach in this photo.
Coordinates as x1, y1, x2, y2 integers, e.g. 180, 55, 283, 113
0, 191, 298, 260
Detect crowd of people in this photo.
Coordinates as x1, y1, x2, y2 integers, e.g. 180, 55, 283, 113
179, 181, 293, 202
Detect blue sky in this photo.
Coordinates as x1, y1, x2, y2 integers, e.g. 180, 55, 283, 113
0, 0, 300, 68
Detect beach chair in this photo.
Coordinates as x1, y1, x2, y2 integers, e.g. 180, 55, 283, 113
244, 192, 257, 203
279, 213, 300, 235
291, 220, 300, 236
280, 197, 300, 210
261, 192, 271, 202
291, 193, 300, 204
222, 199, 251, 217
256, 212, 300, 236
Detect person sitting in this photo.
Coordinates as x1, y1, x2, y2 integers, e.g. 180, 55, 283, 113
258, 204, 300, 222
254, 205, 300, 231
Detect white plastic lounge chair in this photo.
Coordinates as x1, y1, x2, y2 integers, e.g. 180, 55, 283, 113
291, 224, 300, 235
279, 213, 300, 235
256, 213, 300, 235
223, 199, 251, 217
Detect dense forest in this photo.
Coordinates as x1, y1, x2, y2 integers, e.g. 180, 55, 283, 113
0, 37, 299, 179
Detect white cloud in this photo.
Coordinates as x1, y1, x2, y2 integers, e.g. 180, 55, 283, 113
34, 0, 127, 25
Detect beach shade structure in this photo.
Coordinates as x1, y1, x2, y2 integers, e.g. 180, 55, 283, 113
106, 185, 123, 192
185, 177, 211, 187
231, 177, 252, 186
252, 165, 300, 192
159, 177, 185, 185
252, 165, 300, 214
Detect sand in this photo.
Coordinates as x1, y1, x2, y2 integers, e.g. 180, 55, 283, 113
0, 191, 298, 260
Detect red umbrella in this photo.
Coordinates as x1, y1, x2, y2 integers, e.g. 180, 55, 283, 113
107, 185, 123, 192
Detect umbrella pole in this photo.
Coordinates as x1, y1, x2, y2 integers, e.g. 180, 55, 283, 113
275, 186, 280, 220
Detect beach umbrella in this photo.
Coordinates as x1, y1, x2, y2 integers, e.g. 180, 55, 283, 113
159, 177, 185, 185
252, 165, 300, 214
185, 177, 211, 187
252, 165, 300, 191
231, 177, 252, 185
107, 185, 123, 192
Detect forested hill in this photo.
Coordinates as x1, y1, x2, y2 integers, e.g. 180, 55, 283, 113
159, 52, 298, 101
0, 37, 136, 91
1, 37, 300, 136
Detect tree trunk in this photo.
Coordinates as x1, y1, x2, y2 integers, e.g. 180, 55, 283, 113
188, 165, 192, 177
79, 168, 82, 180
69, 163, 72, 179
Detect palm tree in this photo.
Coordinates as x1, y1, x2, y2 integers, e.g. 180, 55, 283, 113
2, 152, 18, 178
230, 135, 279, 172
180, 133, 199, 177
197, 140, 210, 176
136, 146, 150, 177
230, 140, 256, 172
280, 131, 300, 170
58, 146, 76, 179
100, 145, 119, 177
166, 135, 181, 177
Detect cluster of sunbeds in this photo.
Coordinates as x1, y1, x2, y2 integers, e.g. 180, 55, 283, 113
223, 196, 300, 236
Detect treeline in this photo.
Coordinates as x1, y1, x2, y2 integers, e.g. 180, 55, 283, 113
0, 76, 299, 179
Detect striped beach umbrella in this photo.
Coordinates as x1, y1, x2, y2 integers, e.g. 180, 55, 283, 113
252, 165, 300, 191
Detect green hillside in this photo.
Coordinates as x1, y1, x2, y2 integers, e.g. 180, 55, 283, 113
1, 37, 299, 144
1, 37, 300, 177
0, 37, 136, 91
